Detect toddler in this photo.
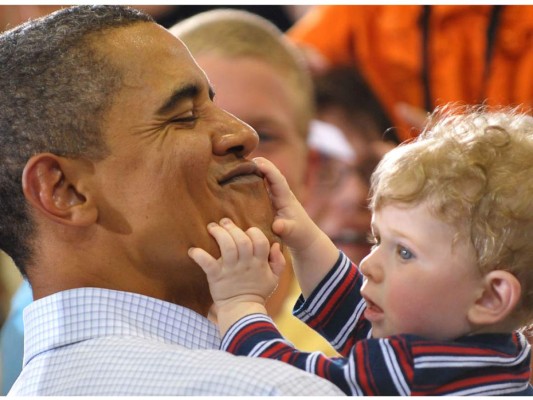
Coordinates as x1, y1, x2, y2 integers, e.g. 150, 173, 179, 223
189, 106, 533, 395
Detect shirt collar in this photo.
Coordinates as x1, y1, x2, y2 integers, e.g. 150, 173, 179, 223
23, 287, 220, 366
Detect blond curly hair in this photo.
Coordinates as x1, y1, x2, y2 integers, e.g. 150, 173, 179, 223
370, 104, 533, 329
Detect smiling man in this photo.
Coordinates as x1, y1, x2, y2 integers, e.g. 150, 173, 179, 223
0, 5, 342, 396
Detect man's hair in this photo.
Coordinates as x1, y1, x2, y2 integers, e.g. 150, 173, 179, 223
170, 9, 314, 140
370, 105, 533, 326
0, 5, 153, 276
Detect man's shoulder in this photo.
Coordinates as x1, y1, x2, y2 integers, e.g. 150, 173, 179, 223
12, 335, 343, 396
206, 349, 345, 395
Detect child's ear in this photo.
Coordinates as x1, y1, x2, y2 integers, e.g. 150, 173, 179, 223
22, 153, 97, 227
468, 270, 521, 326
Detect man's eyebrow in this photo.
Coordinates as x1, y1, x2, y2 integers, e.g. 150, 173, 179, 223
156, 83, 216, 116
155, 83, 197, 116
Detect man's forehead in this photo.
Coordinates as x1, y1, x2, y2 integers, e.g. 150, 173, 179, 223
96, 22, 187, 56
94, 22, 211, 126
98, 22, 204, 85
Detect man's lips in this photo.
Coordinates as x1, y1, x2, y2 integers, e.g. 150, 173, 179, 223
218, 162, 264, 186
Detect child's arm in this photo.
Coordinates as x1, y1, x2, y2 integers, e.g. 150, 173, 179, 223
188, 218, 285, 336
191, 231, 397, 396
218, 251, 414, 397
253, 157, 339, 298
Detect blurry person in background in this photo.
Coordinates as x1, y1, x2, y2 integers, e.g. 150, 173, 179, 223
134, 5, 311, 31
0, 278, 31, 394
0, 5, 63, 32
306, 66, 398, 264
288, 5, 533, 140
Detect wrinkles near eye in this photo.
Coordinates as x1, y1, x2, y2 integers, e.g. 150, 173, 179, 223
170, 111, 198, 125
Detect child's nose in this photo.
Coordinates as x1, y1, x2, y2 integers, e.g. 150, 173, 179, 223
359, 250, 383, 282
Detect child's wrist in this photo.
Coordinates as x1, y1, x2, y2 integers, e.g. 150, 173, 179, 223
215, 297, 268, 336
216, 297, 268, 317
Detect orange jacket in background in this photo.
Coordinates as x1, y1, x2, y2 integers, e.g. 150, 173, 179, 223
288, 5, 532, 142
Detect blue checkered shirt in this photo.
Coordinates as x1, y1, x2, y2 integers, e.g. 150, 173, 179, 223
8, 287, 343, 395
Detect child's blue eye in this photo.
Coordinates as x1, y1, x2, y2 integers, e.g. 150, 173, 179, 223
398, 246, 413, 260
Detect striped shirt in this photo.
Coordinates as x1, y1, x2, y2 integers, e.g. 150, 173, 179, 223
222, 251, 533, 395
8, 287, 343, 396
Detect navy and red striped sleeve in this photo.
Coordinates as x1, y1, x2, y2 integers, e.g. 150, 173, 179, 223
221, 313, 413, 395
219, 250, 532, 396
293, 251, 371, 355
220, 316, 532, 395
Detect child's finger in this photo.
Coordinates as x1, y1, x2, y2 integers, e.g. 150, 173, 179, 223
268, 242, 286, 278
219, 218, 253, 261
253, 157, 294, 209
272, 217, 299, 241
206, 222, 238, 265
188, 247, 218, 276
272, 218, 285, 236
246, 226, 270, 261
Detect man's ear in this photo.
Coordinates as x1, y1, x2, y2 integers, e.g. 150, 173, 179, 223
22, 153, 97, 226
468, 270, 521, 326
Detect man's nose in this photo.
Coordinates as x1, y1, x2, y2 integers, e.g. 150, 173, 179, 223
211, 109, 258, 158
334, 172, 370, 211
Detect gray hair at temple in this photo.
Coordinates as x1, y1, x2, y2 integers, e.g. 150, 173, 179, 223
0, 5, 153, 275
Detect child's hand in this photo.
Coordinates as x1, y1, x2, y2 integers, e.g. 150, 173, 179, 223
253, 157, 323, 254
254, 157, 340, 299
188, 218, 285, 335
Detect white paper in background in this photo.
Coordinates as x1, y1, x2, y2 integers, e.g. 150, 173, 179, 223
307, 119, 356, 162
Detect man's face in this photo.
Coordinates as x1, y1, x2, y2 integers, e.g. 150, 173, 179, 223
192, 55, 308, 198
90, 23, 276, 306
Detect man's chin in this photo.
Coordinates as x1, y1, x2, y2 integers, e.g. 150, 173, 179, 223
220, 179, 278, 243
230, 208, 278, 244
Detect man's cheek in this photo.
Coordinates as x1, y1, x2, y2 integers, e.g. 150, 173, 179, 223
220, 180, 277, 243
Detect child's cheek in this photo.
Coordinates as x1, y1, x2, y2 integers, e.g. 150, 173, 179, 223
385, 278, 431, 334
